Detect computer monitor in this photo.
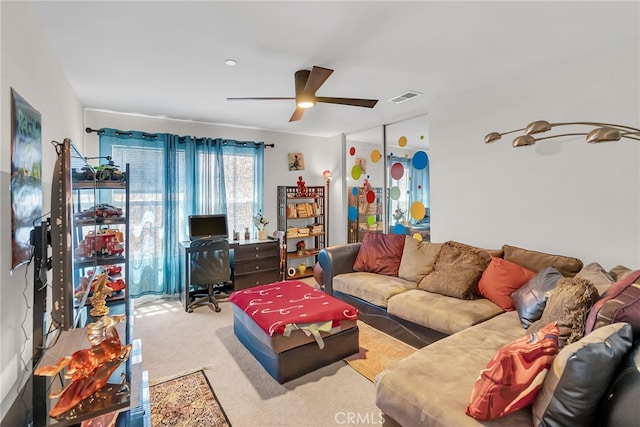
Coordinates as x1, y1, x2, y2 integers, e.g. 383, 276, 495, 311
188, 214, 228, 241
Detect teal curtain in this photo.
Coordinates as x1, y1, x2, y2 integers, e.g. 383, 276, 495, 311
100, 128, 264, 297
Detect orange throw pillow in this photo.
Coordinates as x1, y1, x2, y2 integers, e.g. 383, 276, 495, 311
478, 257, 535, 311
466, 322, 560, 420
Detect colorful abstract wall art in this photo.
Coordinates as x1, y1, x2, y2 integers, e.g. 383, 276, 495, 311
10, 88, 42, 270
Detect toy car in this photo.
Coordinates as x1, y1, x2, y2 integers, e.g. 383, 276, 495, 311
104, 265, 122, 276
72, 166, 95, 181
94, 204, 123, 218
94, 160, 126, 181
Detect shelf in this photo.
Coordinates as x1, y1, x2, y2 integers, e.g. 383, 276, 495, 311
278, 185, 325, 281
286, 195, 322, 200
74, 217, 126, 226
286, 232, 325, 239
74, 255, 126, 270
73, 180, 127, 190
287, 249, 320, 259
285, 270, 314, 280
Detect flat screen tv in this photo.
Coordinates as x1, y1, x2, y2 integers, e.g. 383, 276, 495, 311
188, 214, 228, 241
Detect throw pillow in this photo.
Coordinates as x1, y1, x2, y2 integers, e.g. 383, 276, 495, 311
502, 244, 583, 278
352, 233, 406, 277
418, 241, 489, 299
576, 262, 617, 296
528, 277, 599, 349
610, 265, 633, 282
585, 269, 640, 336
397, 237, 443, 283
466, 322, 559, 421
477, 256, 535, 311
532, 323, 633, 427
448, 240, 503, 266
511, 266, 563, 329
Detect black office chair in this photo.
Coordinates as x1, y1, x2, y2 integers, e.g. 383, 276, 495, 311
187, 239, 231, 312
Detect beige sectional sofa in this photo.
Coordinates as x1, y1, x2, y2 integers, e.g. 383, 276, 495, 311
318, 234, 640, 426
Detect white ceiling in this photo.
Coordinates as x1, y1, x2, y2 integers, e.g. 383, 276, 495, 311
32, 1, 639, 140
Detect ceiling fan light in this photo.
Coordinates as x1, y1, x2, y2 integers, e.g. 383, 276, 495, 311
296, 93, 316, 109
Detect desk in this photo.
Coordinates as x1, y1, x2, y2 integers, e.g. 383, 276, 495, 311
180, 238, 281, 311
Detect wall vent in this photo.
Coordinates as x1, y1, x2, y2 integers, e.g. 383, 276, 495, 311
388, 90, 422, 104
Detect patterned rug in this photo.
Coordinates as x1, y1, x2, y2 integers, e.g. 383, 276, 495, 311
345, 321, 417, 382
150, 370, 231, 426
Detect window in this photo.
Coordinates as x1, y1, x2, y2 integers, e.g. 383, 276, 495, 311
100, 130, 264, 296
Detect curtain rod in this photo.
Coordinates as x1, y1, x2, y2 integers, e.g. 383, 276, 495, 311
85, 127, 275, 147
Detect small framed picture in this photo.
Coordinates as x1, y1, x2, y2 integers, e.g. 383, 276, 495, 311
355, 157, 366, 173
288, 152, 305, 171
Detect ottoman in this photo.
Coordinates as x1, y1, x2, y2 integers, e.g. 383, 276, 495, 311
229, 280, 360, 383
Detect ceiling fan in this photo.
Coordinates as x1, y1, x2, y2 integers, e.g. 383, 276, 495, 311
227, 66, 378, 122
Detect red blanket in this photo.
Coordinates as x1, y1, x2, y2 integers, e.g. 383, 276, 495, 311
229, 281, 358, 336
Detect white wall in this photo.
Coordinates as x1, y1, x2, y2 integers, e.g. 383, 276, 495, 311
0, 1, 84, 419
428, 44, 640, 269
84, 110, 344, 245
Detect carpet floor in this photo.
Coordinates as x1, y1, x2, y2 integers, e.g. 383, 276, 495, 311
134, 292, 403, 426
150, 370, 230, 427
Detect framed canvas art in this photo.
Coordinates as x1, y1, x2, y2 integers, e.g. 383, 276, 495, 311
11, 88, 42, 270
288, 152, 305, 171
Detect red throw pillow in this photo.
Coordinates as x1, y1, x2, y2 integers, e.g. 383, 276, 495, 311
466, 322, 560, 421
478, 257, 536, 311
352, 233, 405, 276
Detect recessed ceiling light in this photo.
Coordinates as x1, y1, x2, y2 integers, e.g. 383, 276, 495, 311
225, 59, 237, 66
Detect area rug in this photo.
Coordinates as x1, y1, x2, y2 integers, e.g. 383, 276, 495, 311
150, 370, 231, 427
345, 321, 417, 382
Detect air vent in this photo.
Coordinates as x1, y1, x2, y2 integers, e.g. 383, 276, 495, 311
388, 90, 422, 104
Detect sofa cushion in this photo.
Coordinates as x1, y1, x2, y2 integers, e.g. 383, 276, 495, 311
418, 241, 489, 300
375, 311, 531, 427
576, 262, 617, 296
477, 257, 535, 311
333, 272, 416, 308
397, 237, 443, 283
387, 289, 503, 335
529, 277, 599, 349
511, 266, 563, 329
502, 244, 583, 278
596, 340, 640, 427
466, 322, 559, 421
352, 233, 405, 277
532, 323, 633, 427
585, 269, 640, 336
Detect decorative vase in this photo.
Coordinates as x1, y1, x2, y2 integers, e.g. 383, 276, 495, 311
298, 264, 307, 274
258, 230, 267, 240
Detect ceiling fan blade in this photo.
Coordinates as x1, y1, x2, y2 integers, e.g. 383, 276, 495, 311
316, 97, 378, 108
303, 66, 334, 94
227, 97, 295, 101
289, 107, 305, 122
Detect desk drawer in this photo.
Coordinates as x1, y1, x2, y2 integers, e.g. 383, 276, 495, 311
234, 241, 279, 261
234, 270, 282, 290
234, 256, 279, 275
